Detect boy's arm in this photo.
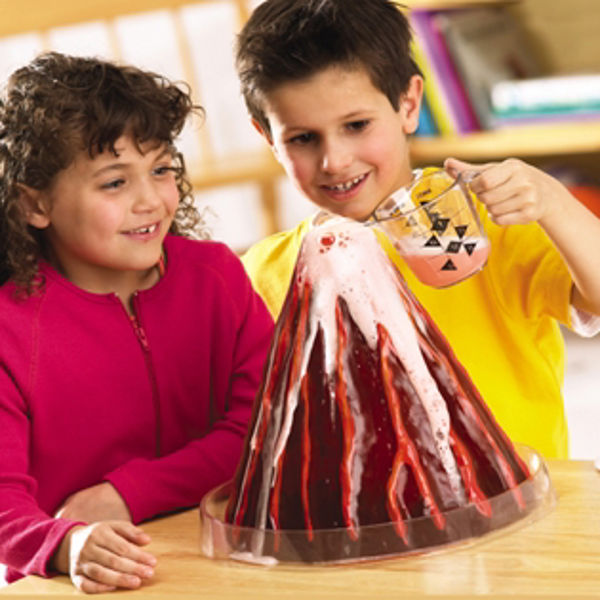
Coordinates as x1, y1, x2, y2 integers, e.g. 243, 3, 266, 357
241, 221, 311, 320
446, 158, 600, 317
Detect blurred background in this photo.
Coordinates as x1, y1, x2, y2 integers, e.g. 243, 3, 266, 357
0, 0, 598, 460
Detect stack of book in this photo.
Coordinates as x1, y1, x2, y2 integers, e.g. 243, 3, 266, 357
490, 74, 600, 126
410, 4, 600, 136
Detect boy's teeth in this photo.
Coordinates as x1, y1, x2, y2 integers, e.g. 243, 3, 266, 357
328, 174, 365, 191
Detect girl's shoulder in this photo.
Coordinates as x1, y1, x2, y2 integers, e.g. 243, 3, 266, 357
0, 280, 40, 315
0, 281, 44, 359
165, 234, 236, 262
163, 235, 249, 287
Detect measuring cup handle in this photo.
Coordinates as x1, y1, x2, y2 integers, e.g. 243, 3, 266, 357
459, 170, 482, 185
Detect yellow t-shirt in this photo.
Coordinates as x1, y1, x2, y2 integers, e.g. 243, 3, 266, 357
242, 185, 573, 459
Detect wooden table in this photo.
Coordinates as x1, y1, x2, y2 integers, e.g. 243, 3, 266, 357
3, 459, 600, 598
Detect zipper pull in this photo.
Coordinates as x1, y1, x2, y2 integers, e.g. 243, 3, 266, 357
134, 321, 150, 351
129, 310, 150, 351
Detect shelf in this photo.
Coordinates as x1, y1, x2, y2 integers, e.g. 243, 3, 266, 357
188, 119, 600, 189
403, 0, 517, 9
0, 0, 241, 37
0, 0, 515, 37
410, 120, 600, 165
189, 151, 282, 191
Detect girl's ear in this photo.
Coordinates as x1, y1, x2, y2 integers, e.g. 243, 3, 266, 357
18, 185, 51, 229
399, 74, 424, 135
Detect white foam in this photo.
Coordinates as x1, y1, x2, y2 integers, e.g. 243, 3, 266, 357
295, 216, 464, 501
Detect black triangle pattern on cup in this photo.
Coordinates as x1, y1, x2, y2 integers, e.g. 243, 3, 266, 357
441, 259, 458, 271
420, 224, 479, 273
464, 242, 477, 256
424, 236, 442, 248
455, 225, 468, 239
431, 217, 450, 234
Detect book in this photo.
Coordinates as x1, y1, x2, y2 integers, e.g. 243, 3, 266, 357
434, 6, 544, 130
410, 9, 479, 133
491, 74, 600, 117
414, 93, 438, 137
492, 107, 600, 128
411, 38, 457, 136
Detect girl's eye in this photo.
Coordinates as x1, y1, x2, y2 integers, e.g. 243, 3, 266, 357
346, 119, 370, 132
287, 132, 316, 146
153, 165, 175, 177
101, 178, 125, 190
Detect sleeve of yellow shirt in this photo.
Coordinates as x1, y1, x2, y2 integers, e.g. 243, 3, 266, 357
241, 218, 313, 319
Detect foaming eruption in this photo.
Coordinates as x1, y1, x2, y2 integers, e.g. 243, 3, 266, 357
225, 215, 532, 559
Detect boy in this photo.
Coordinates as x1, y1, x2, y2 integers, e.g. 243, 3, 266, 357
235, 0, 600, 459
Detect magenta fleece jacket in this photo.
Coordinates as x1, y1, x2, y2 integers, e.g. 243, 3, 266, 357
0, 235, 273, 582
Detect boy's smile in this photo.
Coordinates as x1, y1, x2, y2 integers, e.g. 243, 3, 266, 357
261, 65, 422, 220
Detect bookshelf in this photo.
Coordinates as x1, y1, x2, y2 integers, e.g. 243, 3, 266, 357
411, 121, 600, 164
0, 0, 598, 244
407, 0, 600, 176
403, 0, 518, 8
0, 0, 251, 37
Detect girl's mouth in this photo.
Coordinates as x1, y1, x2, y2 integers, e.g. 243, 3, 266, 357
123, 222, 161, 239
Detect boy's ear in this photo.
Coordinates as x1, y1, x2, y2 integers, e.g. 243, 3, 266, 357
399, 74, 424, 135
251, 118, 274, 146
18, 184, 51, 229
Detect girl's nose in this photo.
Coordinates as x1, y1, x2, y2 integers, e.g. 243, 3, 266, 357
320, 139, 352, 174
133, 180, 162, 212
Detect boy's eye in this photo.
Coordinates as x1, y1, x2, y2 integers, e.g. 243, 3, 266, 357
346, 119, 370, 132
287, 132, 316, 146
101, 178, 125, 190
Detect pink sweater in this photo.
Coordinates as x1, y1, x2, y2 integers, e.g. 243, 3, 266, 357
0, 235, 273, 582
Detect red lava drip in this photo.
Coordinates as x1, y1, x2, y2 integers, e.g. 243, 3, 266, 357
225, 223, 531, 558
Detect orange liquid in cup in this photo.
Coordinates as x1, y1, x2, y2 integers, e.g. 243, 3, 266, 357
371, 170, 490, 288
396, 236, 490, 288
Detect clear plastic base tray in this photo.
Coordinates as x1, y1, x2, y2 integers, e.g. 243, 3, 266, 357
199, 445, 556, 565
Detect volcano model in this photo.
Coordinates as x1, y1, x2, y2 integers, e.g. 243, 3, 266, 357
224, 215, 533, 561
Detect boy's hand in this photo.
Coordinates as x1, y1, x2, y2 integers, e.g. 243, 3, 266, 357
55, 482, 131, 523
53, 522, 156, 594
445, 157, 566, 227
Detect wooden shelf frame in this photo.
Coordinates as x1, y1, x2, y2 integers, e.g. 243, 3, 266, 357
1, 0, 599, 234
0, 0, 249, 38
411, 121, 600, 165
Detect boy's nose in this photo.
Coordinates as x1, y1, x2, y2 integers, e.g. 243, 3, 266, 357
320, 140, 352, 174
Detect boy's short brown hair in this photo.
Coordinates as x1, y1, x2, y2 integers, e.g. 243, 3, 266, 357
236, 0, 421, 137
0, 52, 204, 291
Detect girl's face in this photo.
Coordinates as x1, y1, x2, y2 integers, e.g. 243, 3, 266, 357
27, 135, 179, 294
260, 65, 422, 221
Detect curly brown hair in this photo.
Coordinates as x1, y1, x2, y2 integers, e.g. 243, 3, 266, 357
0, 51, 206, 293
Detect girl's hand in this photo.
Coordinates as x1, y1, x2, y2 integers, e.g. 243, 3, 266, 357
444, 157, 568, 227
53, 521, 157, 594
55, 482, 131, 523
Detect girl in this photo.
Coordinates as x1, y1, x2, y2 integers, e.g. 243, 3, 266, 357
0, 52, 273, 593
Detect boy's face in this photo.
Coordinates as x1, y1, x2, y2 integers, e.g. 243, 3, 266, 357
259, 65, 422, 220
25, 135, 179, 293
